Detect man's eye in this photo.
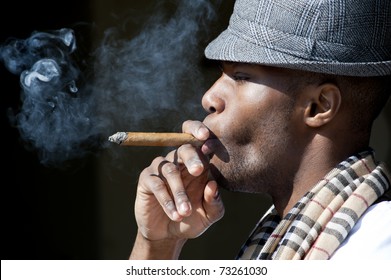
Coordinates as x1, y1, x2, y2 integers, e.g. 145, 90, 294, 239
233, 74, 250, 82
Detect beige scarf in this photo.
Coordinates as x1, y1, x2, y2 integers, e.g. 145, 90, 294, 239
237, 150, 390, 259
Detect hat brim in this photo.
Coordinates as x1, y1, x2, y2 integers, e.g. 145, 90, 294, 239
205, 29, 391, 77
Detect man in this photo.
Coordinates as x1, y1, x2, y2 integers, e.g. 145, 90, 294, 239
129, 0, 391, 259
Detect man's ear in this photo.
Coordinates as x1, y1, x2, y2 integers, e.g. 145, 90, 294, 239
304, 83, 341, 128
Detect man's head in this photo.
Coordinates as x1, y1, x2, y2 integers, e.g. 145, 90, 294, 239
204, 0, 391, 149
201, 0, 391, 196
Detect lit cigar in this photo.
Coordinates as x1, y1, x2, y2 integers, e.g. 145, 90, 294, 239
108, 132, 203, 147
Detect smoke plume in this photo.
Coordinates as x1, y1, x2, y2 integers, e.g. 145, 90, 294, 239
1, 0, 219, 167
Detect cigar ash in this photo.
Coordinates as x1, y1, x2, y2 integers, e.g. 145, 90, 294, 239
108, 132, 127, 144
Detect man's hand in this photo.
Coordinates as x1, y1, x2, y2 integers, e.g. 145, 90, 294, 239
129, 120, 225, 259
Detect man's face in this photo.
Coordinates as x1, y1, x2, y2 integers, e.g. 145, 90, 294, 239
201, 62, 303, 194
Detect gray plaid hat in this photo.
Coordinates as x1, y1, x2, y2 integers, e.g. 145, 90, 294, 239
205, 0, 391, 76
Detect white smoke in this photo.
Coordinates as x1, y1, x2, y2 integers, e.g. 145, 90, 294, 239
0, 0, 221, 167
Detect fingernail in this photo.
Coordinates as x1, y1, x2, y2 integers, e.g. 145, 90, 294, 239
189, 160, 203, 175
198, 127, 209, 138
214, 190, 220, 199
180, 202, 191, 214
172, 211, 182, 221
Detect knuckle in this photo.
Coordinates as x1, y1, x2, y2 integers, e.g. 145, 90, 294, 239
182, 119, 201, 134
151, 156, 166, 166
162, 163, 179, 177
141, 163, 155, 174
149, 181, 167, 193
174, 190, 188, 200
181, 120, 192, 131
175, 190, 187, 197
177, 144, 192, 153
162, 199, 175, 210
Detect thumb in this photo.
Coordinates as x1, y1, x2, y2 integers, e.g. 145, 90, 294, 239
203, 180, 225, 223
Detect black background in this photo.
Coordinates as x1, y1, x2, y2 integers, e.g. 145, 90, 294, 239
1, 0, 390, 260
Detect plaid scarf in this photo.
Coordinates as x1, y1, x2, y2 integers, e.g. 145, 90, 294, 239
236, 149, 390, 260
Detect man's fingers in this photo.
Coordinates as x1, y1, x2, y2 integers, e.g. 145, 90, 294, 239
159, 159, 192, 217
141, 175, 182, 221
142, 156, 194, 220
182, 120, 210, 140
176, 145, 206, 176
203, 180, 225, 224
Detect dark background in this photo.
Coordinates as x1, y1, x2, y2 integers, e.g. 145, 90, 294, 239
1, 0, 390, 260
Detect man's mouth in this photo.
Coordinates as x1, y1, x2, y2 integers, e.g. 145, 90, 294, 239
201, 137, 229, 163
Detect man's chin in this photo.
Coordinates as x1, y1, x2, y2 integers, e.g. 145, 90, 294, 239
209, 163, 239, 192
